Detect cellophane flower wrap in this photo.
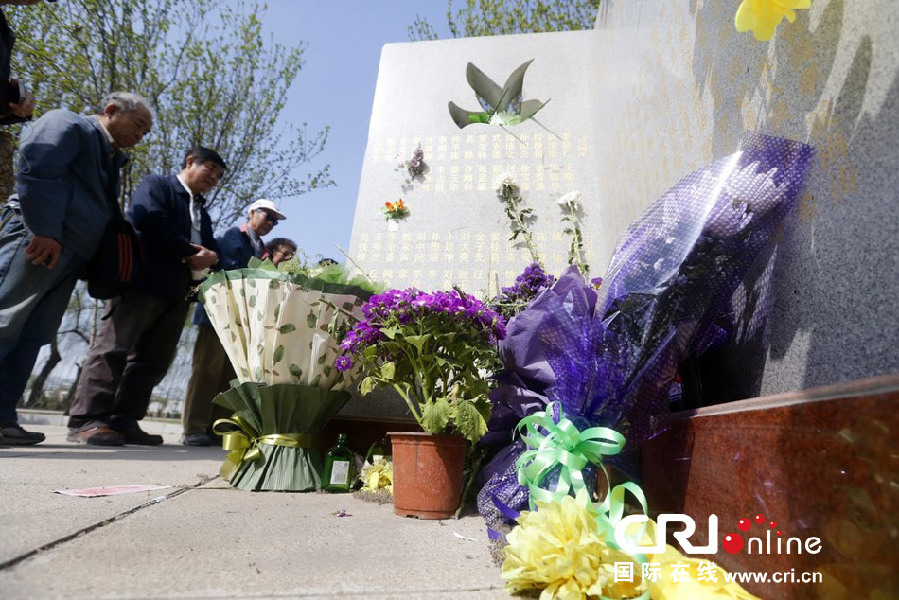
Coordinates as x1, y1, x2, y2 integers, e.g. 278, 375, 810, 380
198, 258, 373, 491
339, 288, 505, 443
478, 133, 814, 536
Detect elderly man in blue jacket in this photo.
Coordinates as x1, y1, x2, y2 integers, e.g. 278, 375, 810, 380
0, 92, 153, 445
67, 146, 224, 446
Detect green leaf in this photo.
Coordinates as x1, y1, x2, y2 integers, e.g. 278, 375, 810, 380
453, 397, 488, 443
273, 303, 281, 320
403, 334, 431, 355
381, 325, 400, 340
317, 354, 326, 365
379, 361, 396, 381
273, 345, 284, 363
307, 311, 317, 328
249, 295, 256, 308
289, 364, 303, 378
254, 366, 263, 380
360, 377, 376, 396
278, 324, 296, 334
421, 396, 451, 434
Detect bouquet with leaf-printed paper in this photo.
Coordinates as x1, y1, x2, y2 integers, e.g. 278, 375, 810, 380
198, 258, 374, 491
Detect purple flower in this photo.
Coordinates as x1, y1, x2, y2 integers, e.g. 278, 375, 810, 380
489, 262, 557, 319
334, 356, 353, 372
340, 287, 506, 360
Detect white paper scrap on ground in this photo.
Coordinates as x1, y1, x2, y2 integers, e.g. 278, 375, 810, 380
54, 485, 170, 498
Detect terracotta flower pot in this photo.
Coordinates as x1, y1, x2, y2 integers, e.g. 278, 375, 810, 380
389, 432, 467, 520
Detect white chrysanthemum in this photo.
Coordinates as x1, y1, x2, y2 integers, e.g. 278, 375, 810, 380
703, 161, 785, 238
556, 190, 582, 213
725, 162, 786, 216
494, 172, 518, 194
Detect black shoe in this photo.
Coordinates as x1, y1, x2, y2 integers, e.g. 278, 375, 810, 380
182, 432, 212, 447
0, 423, 45, 446
112, 421, 163, 446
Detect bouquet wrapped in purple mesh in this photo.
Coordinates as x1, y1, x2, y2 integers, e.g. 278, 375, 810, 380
477, 133, 814, 534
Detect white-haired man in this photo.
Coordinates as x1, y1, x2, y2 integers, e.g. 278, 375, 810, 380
0, 91, 152, 445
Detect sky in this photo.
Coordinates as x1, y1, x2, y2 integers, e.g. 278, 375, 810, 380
253, 1, 452, 263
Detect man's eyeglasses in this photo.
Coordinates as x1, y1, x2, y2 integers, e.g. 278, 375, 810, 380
262, 211, 280, 225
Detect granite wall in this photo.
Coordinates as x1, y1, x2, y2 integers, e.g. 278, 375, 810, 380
590, 0, 898, 400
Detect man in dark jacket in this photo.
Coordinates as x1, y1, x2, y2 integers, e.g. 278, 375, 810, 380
1, 1, 42, 212
180, 198, 287, 446
0, 1, 38, 125
67, 147, 224, 446
0, 92, 152, 445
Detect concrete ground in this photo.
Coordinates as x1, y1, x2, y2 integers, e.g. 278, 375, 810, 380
0, 414, 507, 599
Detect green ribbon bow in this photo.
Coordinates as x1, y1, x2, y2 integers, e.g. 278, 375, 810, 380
515, 402, 652, 600
212, 415, 315, 481
515, 402, 649, 535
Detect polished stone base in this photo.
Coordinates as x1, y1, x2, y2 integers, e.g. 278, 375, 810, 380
643, 374, 899, 600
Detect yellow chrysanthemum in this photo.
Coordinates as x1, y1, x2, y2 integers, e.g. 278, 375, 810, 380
647, 544, 761, 600
502, 496, 638, 599
503, 501, 763, 600
735, 0, 811, 41
360, 456, 393, 494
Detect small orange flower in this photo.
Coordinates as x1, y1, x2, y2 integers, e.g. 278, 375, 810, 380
382, 198, 409, 221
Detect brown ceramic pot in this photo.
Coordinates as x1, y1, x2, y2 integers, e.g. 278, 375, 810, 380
389, 431, 467, 519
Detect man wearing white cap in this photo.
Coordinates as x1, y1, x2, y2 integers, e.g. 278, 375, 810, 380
180, 198, 287, 446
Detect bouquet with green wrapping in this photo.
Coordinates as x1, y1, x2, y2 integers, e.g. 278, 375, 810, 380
199, 259, 373, 491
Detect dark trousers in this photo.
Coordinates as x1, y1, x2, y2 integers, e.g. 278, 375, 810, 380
68, 290, 190, 427
181, 325, 234, 435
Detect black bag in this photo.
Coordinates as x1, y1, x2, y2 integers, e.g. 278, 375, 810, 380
84, 209, 142, 300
